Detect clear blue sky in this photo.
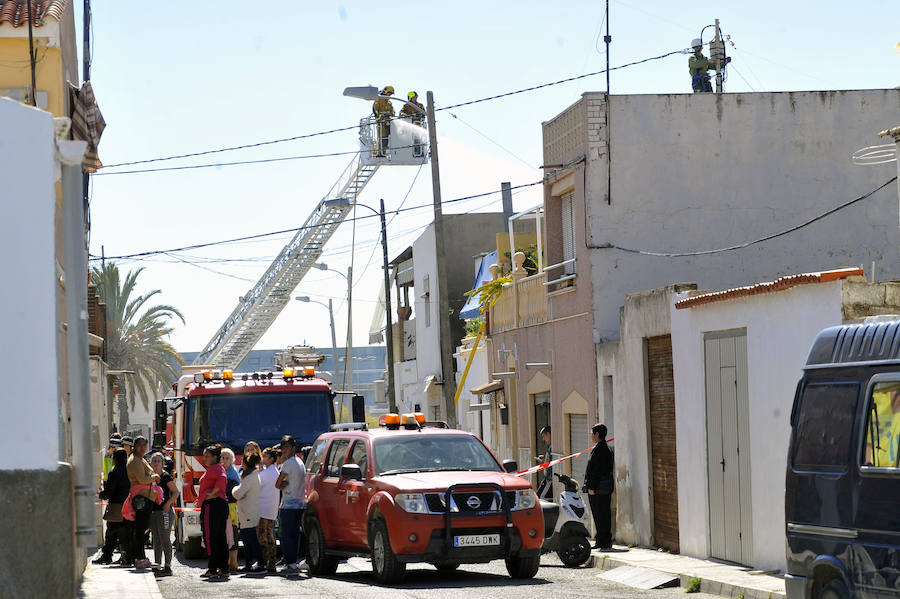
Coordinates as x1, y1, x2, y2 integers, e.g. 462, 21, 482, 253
79, 1, 899, 353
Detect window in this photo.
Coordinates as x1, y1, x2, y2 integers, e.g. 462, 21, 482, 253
305, 438, 328, 474
861, 380, 900, 470
325, 439, 351, 478
560, 191, 576, 275
792, 382, 860, 470
372, 434, 501, 475
349, 440, 369, 478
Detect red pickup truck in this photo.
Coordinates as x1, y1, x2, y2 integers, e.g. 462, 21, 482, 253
303, 413, 544, 583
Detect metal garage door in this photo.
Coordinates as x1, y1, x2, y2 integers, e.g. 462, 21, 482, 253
647, 334, 680, 552
568, 413, 588, 486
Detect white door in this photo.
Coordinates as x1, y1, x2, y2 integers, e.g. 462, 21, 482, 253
704, 332, 752, 565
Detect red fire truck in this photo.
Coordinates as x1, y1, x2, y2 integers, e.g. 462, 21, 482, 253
160, 366, 341, 558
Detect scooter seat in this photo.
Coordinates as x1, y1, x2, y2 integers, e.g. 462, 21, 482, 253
540, 500, 559, 538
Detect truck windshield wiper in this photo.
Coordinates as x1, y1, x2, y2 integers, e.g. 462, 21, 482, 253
378, 468, 438, 475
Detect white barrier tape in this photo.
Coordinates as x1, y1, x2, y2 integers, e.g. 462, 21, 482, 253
514, 438, 614, 477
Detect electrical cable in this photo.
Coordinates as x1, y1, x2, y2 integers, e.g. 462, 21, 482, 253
95, 149, 365, 176
88, 181, 542, 259
601, 177, 897, 257
436, 48, 685, 111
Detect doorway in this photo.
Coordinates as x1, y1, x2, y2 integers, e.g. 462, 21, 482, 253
704, 331, 752, 564
647, 335, 680, 552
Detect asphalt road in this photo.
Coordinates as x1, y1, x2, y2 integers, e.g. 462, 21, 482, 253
155, 552, 719, 599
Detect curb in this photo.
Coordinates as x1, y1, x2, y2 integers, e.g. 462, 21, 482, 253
590, 551, 786, 599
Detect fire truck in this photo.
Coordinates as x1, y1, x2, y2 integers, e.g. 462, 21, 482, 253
159, 363, 362, 559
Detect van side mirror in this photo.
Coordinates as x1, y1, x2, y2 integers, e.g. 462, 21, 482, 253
502, 459, 518, 473
341, 463, 363, 481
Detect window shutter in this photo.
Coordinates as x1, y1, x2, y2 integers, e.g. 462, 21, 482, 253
561, 191, 576, 275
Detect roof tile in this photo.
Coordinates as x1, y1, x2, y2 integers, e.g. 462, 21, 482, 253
673, 267, 865, 310
0, 0, 67, 29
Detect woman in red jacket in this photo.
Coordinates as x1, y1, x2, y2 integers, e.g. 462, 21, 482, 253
195, 444, 229, 580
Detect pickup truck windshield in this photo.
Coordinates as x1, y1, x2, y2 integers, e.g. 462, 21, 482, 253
189, 391, 332, 452
373, 434, 502, 475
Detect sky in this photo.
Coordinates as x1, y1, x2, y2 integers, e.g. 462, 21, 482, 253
79, 1, 900, 354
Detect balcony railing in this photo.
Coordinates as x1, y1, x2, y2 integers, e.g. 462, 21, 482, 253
489, 271, 548, 334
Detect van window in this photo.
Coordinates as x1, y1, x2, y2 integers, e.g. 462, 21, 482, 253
861, 381, 900, 469
793, 382, 859, 470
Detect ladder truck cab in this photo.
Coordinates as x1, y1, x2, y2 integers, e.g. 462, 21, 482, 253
164, 365, 337, 559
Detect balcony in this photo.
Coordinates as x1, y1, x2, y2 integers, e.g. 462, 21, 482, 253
489, 272, 548, 334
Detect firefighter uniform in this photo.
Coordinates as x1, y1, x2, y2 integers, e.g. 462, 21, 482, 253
400, 92, 426, 157
373, 86, 395, 156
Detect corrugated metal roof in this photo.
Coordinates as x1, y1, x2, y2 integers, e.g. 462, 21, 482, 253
674, 267, 864, 310
0, 0, 66, 28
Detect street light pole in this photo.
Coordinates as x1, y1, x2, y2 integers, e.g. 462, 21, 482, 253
380, 198, 397, 412
426, 91, 459, 428
294, 296, 339, 387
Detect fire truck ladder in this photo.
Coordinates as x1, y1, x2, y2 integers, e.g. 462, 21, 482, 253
193, 157, 379, 368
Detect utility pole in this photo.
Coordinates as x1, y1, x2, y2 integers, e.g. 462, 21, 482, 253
26, 0, 36, 106
426, 91, 459, 428
380, 198, 397, 412
604, 0, 611, 94
82, 0, 92, 225
605, 0, 612, 205
501, 182, 513, 232
327, 298, 338, 390
714, 18, 723, 94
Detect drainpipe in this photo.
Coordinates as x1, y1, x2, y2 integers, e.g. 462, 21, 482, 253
58, 133, 95, 546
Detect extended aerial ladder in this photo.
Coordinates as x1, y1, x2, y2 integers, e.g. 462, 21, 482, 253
193, 115, 427, 368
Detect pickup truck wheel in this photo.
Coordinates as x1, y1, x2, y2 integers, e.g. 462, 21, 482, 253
370, 519, 406, 584
435, 562, 460, 572
305, 515, 339, 575
505, 554, 540, 579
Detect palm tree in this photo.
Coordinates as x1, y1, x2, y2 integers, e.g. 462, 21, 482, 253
92, 262, 185, 420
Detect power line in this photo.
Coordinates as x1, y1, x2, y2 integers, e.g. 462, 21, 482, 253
436, 48, 686, 111
601, 177, 897, 257
94, 149, 363, 176
88, 180, 543, 261
99, 47, 687, 171
100, 124, 361, 169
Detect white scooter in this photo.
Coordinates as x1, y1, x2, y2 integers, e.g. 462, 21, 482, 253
539, 472, 593, 567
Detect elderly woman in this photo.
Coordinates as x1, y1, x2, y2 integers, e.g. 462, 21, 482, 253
148, 452, 179, 576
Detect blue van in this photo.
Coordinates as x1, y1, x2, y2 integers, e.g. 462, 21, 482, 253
786, 320, 900, 599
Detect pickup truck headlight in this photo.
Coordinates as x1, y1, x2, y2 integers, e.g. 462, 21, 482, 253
513, 489, 536, 510
395, 493, 429, 513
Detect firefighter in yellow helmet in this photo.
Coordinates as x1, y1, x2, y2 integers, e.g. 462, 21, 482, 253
373, 85, 395, 157
399, 91, 426, 157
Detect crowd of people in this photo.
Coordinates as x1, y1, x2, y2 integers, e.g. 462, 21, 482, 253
93, 433, 308, 581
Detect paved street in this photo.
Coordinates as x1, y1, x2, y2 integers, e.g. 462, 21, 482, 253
154, 553, 718, 599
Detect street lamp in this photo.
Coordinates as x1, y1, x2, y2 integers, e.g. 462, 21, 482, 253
294, 296, 339, 389
342, 86, 457, 426
310, 263, 353, 394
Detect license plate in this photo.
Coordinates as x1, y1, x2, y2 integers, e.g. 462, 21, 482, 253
453, 534, 500, 547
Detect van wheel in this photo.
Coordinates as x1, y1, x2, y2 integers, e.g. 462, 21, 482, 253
505, 554, 540, 578
370, 519, 406, 584
305, 515, 339, 575
820, 579, 849, 599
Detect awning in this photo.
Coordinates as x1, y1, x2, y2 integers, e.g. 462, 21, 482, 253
470, 379, 503, 396
459, 250, 498, 320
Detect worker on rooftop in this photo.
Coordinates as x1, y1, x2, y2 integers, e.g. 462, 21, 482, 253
399, 91, 426, 157
373, 85, 395, 157
688, 38, 712, 93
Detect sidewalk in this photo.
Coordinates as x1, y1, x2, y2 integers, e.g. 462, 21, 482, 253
77, 558, 163, 599
591, 545, 786, 599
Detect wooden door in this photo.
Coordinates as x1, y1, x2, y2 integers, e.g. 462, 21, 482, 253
647, 335, 680, 552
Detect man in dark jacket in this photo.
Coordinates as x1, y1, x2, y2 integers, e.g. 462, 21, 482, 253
583, 423, 613, 549
94, 448, 132, 564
